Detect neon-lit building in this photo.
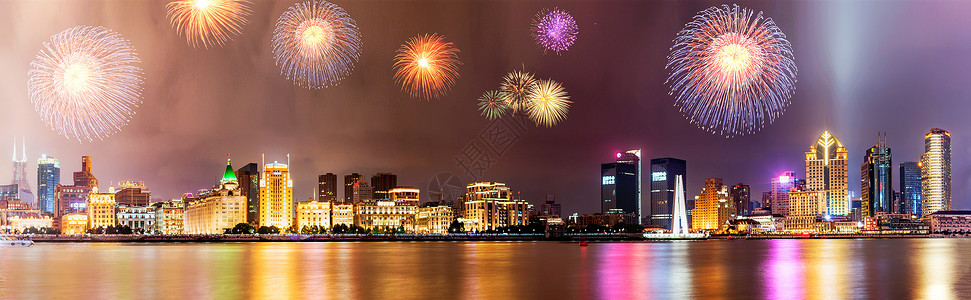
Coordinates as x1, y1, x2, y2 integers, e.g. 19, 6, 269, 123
649, 158, 687, 229
861, 134, 892, 218
463, 182, 529, 232
259, 159, 293, 229
61, 213, 88, 235
786, 188, 826, 232
116, 204, 156, 233
806, 131, 849, 216
36, 154, 60, 214
55, 156, 99, 227
87, 187, 116, 230
920, 128, 951, 216
415, 203, 453, 234
770, 171, 803, 216
691, 178, 733, 231
295, 199, 332, 232
899, 162, 921, 216
601, 150, 641, 223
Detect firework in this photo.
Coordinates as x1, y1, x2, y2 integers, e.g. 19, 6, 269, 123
166, 0, 252, 48
498, 70, 536, 114
531, 9, 578, 54
666, 4, 797, 137
393, 34, 461, 100
477, 90, 508, 120
27, 26, 144, 142
273, 0, 361, 89
526, 79, 571, 127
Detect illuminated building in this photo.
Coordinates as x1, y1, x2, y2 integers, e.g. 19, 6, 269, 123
571, 212, 637, 228
371, 173, 397, 200
235, 163, 260, 224
415, 203, 453, 234
7, 216, 53, 233
296, 199, 332, 232
899, 162, 921, 216
61, 213, 88, 235
786, 188, 826, 232
185, 159, 247, 234
463, 182, 529, 232
114, 181, 151, 206
861, 134, 892, 218
649, 158, 687, 229
928, 211, 971, 233
259, 158, 293, 229
770, 171, 803, 216
601, 150, 641, 223
332, 203, 355, 227
691, 178, 733, 231
55, 156, 99, 225
11, 137, 34, 208
354, 200, 416, 232
317, 173, 337, 202
87, 187, 117, 229
116, 204, 156, 233
36, 154, 60, 214
920, 128, 951, 216
730, 184, 751, 216
805, 131, 849, 216
73, 156, 99, 188
154, 200, 184, 234
351, 181, 374, 204
390, 187, 420, 206
343, 173, 362, 203
735, 214, 785, 232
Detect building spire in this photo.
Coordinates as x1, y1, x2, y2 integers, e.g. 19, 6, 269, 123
12, 136, 16, 162
21, 136, 26, 161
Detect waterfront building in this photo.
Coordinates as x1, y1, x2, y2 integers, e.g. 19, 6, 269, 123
861, 134, 892, 218
55, 156, 99, 223
730, 184, 750, 217
87, 188, 117, 230
36, 154, 60, 214
296, 199, 332, 232
185, 160, 247, 234
371, 173, 397, 200
899, 162, 921, 216
464, 182, 530, 232
116, 204, 156, 233
770, 171, 803, 216
235, 163, 260, 224
61, 213, 88, 235
390, 187, 420, 206
114, 181, 151, 206
11, 138, 34, 208
571, 212, 638, 228
805, 131, 849, 216
786, 189, 827, 232
317, 173, 337, 202
691, 178, 733, 231
154, 200, 184, 234
602, 150, 641, 223
649, 157, 687, 229
332, 203, 355, 227
352, 181, 374, 204
415, 203, 454, 234
343, 173, 362, 203
7, 216, 53, 233
928, 211, 971, 233
735, 214, 786, 232
354, 200, 416, 232
259, 159, 293, 229
920, 128, 951, 216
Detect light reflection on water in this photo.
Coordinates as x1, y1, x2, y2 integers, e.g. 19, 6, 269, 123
1, 239, 969, 299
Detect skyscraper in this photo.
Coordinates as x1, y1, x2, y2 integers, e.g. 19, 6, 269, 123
344, 173, 362, 203
259, 159, 293, 229
649, 157, 687, 229
692, 178, 732, 231
601, 150, 640, 223
318, 173, 337, 202
73, 156, 98, 188
805, 131, 849, 216
37, 154, 60, 214
920, 128, 951, 216
371, 173, 398, 200
770, 171, 804, 216
861, 134, 892, 217
730, 183, 750, 217
55, 156, 98, 220
11, 137, 34, 208
899, 162, 921, 216
236, 163, 260, 224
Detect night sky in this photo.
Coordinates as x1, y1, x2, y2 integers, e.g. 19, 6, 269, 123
2, 0, 971, 216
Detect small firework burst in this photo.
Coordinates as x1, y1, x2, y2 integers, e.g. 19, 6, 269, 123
393, 33, 462, 100
526, 79, 571, 127
531, 8, 578, 54
477, 90, 508, 120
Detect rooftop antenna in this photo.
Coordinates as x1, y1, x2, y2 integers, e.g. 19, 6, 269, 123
261, 153, 265, 171
12, 136, 16, 162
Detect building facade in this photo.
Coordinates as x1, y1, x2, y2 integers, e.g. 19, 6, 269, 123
805, 131, 849, 216
730, 184, 751, 217
61, 213, 88, 235
464, 182, 530, 232
114, 181, 151, 206
36, 154, 60, 214
332, 203, 355, 227
116, 205, 156, 233
692, 178, 733, 231
87, 188, 116, 229
317, 173, 337, 202
354, 200, 416, 232
185, 160, 247, 234
154, 200, 184, 234
602, 151, 640, 221
371, 173, 397, 200
415, 203, 454, 234
928, 211, 971, 233
296, 200, 332, 232
861, 135, 892, 218
649, 158, 687, 229
920, 128, 951, 216
236, 163, 260, 225
770, 171, 802, 216
786, 189, 827, 232
390, 187, 420, 206
343, 173, 362, 203
899, 162, 921, 216
259, 160, 293, 229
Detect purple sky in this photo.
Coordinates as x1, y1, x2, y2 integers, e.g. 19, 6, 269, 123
2, 0, 971, 216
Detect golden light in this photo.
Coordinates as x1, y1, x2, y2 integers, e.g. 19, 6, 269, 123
418, 57, 429, 68
195, 0, 212, 9
166, 0, 252, 48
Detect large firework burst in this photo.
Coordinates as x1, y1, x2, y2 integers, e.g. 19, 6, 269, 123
526, 79, 571, 127
272, 0, 361, 89
531, 8, 578, 54
393, 33, 461, 100
27, 26, 144, 142
477, 90, 508, 120
498, 70, 537, 114
166, 0, 252, 48
666, 4, 797, 138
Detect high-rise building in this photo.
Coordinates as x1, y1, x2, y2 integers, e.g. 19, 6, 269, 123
114, 181, 150, 206
541, 194, 562, 217
786, 188, 827, 232
899, 162, 922, 216
649, 157, 687, 229
805, 131, 849, 216
343, 173, 362, 203
36, 154, 60, 214
54, 156, 99, 223
259, 159, 293, 229
730, 184, 750, 217
87, 188, 116, 229
921, 128, 951, 216
73, 156, 98, 189
235, 163, 260, 224
11, 137, 34, 208
317, 173, 337, 202
770, 171, 803, 216
761, 191, 772, 210
861, 134, 892, 218
352, 181, 374, 204
462, 182, 529, 232
692, 178, 733, 231
371, 173, 397, 200
601, 150, 641, 223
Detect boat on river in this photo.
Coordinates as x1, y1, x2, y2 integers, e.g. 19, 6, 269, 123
0, 236, 33, 247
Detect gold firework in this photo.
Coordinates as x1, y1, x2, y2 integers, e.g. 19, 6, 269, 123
166, 0, 252, 48
393, 33, 461, 100
526, 79, 571, 127
499, 70, 536, 114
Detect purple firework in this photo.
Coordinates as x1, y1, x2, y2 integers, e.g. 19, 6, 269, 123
531, 9, 578, 54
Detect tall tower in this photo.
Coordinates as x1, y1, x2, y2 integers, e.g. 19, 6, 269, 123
318, 173, 337, 202
805, 131, 849, 216
11, 137, 34, 207
343, 173, 361, 203
371, 173, 398, 200
899, 162, 921, 216
920, 128, 951, 216
770, 171, 802, 216
649, 158, 687, 229
671, 175, 689, 235
692, 178, 731, 231
730, 183, 751, 216
861, 133, 892, 217
601, 150, 640, 223
37, 154, 61, 214
259, 159, 293, 229
236, 163, 260, 224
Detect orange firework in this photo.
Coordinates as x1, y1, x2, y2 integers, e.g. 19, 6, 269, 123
393, 33, 461, 100
166, 0, 252, 48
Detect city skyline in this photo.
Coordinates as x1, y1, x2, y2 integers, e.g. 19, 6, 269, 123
2, 1, 971, 215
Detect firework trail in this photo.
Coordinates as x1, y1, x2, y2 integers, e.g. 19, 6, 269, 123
666, 4, 797, 137
527, 79, 571, 127
477, 90, 508, 120
393, 33, 461, 100
273, 0, 361, 89
498, 70, 537, 114
166, 0, 252, 48
28, 26, 144, 142
531, 8, 578, 54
